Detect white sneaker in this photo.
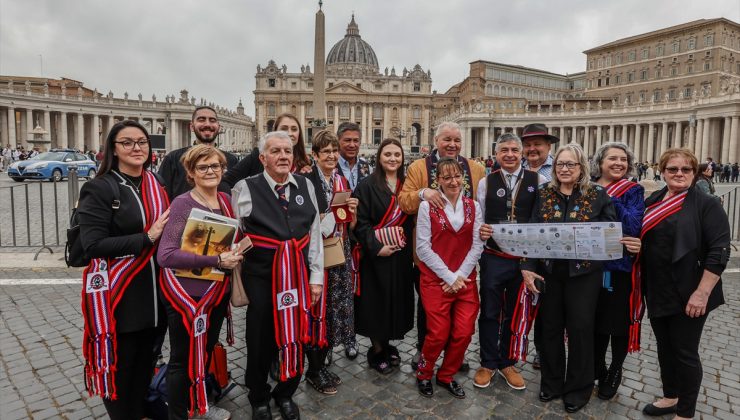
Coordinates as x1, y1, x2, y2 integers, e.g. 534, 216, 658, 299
192, 406, 231, 420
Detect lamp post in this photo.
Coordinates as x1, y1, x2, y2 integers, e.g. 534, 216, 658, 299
391, 126, 416, 145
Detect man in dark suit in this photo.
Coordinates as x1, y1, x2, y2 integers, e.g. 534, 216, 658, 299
158, 106, 239, 199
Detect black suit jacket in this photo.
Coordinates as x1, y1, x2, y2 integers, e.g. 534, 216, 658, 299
643, 186, 729, 313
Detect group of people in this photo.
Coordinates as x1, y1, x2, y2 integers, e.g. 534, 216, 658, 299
77, 107, 729, 420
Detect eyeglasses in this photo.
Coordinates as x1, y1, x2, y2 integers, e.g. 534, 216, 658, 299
194, 163, 225, 174
439, 174, 463, 182
664, 166, 694, 174
115, 138, 150, 150
318, 149, 338, 156
555, 162, 580, 169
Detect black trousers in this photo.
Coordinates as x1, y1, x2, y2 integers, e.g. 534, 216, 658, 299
244, 274, 300, 406
538, 264, 601, 407
650, 312, 708, 418
478, 253, 521, 369
413, 265, 427, 351
162, 292, 228, 420
103, 328, 158, 420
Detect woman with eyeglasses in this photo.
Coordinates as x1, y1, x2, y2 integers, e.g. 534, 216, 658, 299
639, 148, 729, 420
157, 144, 242, 418
520, 143, 616, 414
78, 120, 170, 420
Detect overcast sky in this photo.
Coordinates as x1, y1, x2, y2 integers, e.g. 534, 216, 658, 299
1, 0, 738, 117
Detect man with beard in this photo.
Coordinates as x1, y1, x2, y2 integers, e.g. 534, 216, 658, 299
158, 106, 240, 199
519, 123, 559, 370
399, 121, 486, 371
521, 123, 557, 183
474, 133, 546, 390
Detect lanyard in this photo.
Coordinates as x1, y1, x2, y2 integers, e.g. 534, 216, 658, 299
500, 169, 523, 221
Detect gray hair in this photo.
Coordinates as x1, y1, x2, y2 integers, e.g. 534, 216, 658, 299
590, 141, 636, 179
258, 131, 292, 154
550, 143, 592, 192
494, 133, 523, 153
434, 121, 461, 139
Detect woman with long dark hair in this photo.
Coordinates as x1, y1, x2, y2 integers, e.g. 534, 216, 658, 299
352, 138, 414, 375
78, 120, 170, 419
223, 112, 311, 187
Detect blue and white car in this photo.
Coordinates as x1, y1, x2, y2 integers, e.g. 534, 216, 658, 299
8, 149, 97, 182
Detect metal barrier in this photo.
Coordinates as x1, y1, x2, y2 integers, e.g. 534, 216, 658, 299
720, 185, 740, 242
0, 168, 82, 259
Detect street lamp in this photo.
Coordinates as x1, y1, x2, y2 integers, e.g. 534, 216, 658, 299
391, 126, 417, 145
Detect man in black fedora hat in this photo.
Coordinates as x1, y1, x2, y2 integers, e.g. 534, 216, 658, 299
521, 123, 559, 184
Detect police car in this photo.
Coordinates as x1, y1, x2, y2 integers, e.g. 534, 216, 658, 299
8, 149, 97, 182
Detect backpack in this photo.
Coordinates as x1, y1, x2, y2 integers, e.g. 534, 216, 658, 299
144, 363, 169, 420
64, 175, 120, 267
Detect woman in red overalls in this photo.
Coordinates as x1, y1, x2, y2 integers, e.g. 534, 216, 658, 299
414, 157, 484, 399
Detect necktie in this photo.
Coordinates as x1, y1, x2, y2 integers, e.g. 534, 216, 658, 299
275, 184, 288, 211
506, 174, 514, 190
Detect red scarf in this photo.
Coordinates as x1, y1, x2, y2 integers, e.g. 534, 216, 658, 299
81, 171, 168, 400
352, 182, 408, 296
158, 192, 235, 416
628, 190, 688, 352
248, 234, 321, 381
606, 178, 638, 198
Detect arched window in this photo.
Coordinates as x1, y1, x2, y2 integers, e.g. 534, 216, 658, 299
268, 103, 276, 116
392, 107, 398, 120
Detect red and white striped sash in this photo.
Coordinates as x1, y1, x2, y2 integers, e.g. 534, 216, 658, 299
81, 171, 168, 400
606, 178, 638, 198
627, 190, 688, 353
509, 282, 540, 361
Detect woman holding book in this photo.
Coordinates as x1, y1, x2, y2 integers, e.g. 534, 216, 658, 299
157, 144, 242, 419
303, 129, 359, 394
352, 138, 415, 374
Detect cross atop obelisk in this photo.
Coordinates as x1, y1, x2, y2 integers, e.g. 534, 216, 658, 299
313, 1, 327, 125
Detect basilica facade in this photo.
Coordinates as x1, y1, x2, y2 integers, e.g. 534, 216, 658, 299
254, 15, 434, 150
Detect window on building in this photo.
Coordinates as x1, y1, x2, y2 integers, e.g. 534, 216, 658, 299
687, 65, 693, 74
672, 42, 680, 53
704, 34, 714, 46
356, 83, 362, 89
615, 74, 621, 84
668, 89, 676, 100
413, 106, 421, 119
597, 58, 603, 68
291, 82, 297, 89
704, 61, 711, 71
328, 105, 334, 116
373, 104, 382, 119
605, 56, 611, 66
656, 45, 664, 56
375, 83, 383, 90
307, 82, 313, 88
628, 72, 634, 82
655, 69, 662, 78
671, 67, 678, 76
605, 77, 610, 86
291, 105, 297, 115
641, 70, 648, 80
587, 79, 592, 88
597, 78, 602, 87
589, 60, 594, 70
684, 87, 692, 98
641, 48, 649, 59
626, 94, 632, 104
628, 51, 636, 62
307, 103, 313, 116
268, 78, 276, 87
653, 90, 661, 101
687, 38, 696, 50
268, 103, 276, 116
413, 82, 421, 92
340, 104, 349, 119
373, 129, 382, 145
392, 84, 399, 92
639, 91, 646, 102
328, 82, 334, 88
616, 53, 623, 64
356, 106, 362, 120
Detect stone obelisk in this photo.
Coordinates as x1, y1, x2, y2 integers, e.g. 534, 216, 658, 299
313, 1, 327, 125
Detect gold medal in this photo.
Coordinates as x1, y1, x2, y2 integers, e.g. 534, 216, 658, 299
337, 208, 347, 221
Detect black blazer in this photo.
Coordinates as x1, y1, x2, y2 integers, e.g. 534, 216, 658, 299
223, 147, 262, 188
643, 186, 729, 313
78, 171, 164, 333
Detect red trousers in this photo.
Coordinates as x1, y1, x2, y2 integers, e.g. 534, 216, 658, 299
416, 274, 480, 382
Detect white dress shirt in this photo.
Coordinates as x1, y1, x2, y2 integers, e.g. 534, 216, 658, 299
231, 172, 324, 285
476, 165, 547, 217
416, 194, 484, 286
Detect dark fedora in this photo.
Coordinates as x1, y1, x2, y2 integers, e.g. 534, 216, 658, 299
521, 123, 559, 144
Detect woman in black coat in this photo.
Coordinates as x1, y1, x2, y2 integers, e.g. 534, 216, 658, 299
78, 120, 170, 420
640, 148, 730, 419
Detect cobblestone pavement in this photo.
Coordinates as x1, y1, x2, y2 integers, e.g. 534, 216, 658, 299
1, 259, 738, 420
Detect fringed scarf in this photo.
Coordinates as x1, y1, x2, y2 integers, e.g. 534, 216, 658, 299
81, 171, 168, 400
248, 234, 321, 381
628, 190, 688, 352
509, 282, 541, 361
158, 192, 235, 416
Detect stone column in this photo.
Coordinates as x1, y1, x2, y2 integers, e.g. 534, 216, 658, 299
721, 117, 731, 163
382, 106, 390, 139
169, 117, 179, 151
6, 107, 16, 148
672, 121, 682, 149
92, 114, 100, 151
584, 126, 591, 155
107, 115, 114, 139
350, 104, 356, 123
609, 124, 615, 142
596, 125, 603, 150
634, 124, 642, 162
465, 123, 473, 158
730, 116, 739, 164
621, 124, 628, 143
25, 109, 34, 149
701, 118, 711, 160
695, 119, 704, 158
333, 105, 339, 129
43, 110, 52, 145
0, 108, 8, 147
687, 121, 696, 151
560, 126, 567, 148
660, 122, 669, 157
361, 105, 368, 144
646, 123, 655, 163
76, 113, 85, 152
59, 112, 68, 148
482, 125, 490, 158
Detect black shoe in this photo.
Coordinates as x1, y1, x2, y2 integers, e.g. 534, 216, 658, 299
532, 353, 541, 370
367, 348, 393, 374
251, 404, 272, 420
435, 379, 465, 399
458, 362, 470, 373
275, 398, 300, 420
411, 350, 420, 371
387, 345, 401, 367
539, 391, 560, 402
417, 379, 433, 397
597, 366, 622, 400
642, 402, 678, 416
564, 402, 586, 413
305, 369, 337, 395
321, 366, 342, 386
344, 343, 358, 360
